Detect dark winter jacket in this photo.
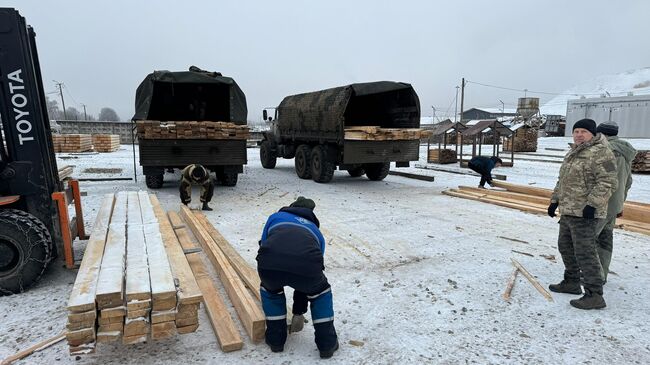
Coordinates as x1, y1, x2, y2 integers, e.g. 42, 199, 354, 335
468, 156, 497, 180
257, 207, 326, 277
605, 136, 636, 218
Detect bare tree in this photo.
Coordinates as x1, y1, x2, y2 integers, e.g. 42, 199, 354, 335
98, 107, 120, 121
45, 96, 64, 120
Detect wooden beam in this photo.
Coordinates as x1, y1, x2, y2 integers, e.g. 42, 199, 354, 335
149, 194, 202, 306
68, 194, 114, 313
491, 181, 552, 198
168, 211, 186, 229
502, 268, 519, 301
181, 205, 265, 342
173, 224, 243, 351
387, 170, 435, 182
125, 192, 151, 302
0, 332, 66, 365
510, 258, 553, 302
194, 211, 261, 301
458, 186, 549, 205
95, 192, 127, 310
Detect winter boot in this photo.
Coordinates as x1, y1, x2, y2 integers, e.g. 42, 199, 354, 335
570, 289, 606, 310
202, 202, 213, 211
319, 341, 339, 359
549, 280, 582, 295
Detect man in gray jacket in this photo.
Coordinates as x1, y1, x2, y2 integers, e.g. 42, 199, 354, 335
595, 122, 636, 283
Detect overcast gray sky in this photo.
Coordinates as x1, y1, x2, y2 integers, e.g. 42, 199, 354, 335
4, 0, 650, 122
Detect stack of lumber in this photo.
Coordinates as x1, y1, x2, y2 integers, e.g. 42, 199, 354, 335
427, 148, 457, 164
443, 181, 650, 236
503, 128, 538, 152
632, 150, 650, 173
344, 126, 433, 141
52, 134, 93, 153
136, 121, 250, 140
58, 165, 74, 180
92, 134, 120, 152
66, 191, 202, 354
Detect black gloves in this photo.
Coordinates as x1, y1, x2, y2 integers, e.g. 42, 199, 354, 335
547, 202, 558, 217
583, 205, 596, 219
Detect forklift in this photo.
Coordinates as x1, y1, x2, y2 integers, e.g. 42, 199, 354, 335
0, 8, 87, 295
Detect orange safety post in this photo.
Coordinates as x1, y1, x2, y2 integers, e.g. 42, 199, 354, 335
70, 180, 87, 239
51, 191, 75, 269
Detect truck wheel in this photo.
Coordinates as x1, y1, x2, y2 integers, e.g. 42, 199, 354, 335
295, 145, 312, 179
260, 141, 277, 169
145, 174, 164, 189
347, 166, 365, 177
364, 162, 390, 181
311, 145, 335, 183
0, 209, 52, 295
217, 172, 238, 186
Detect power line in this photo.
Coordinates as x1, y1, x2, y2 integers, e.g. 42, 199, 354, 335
465, 80, 605, 97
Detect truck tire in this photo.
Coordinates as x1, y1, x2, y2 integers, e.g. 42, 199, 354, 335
145, 174, 164, 189
364, 162, 390, 181
311, 145, 335, 183
0, 209, 52, 295
347, 166, 365, 177
295, 145, 312, 179
217, 171, 238, 187
260, 141, 277, 169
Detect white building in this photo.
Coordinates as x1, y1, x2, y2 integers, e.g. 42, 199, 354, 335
565, 95, 650, 138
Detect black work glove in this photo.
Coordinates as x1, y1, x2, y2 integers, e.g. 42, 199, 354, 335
547, 202, 558, 217
616, 212, 623, 218
582, 205, 596, 219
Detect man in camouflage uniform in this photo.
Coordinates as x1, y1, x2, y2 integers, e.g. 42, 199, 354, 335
547, 118, 617, 310
179, 164, 214, 211
595, 122, 636, 283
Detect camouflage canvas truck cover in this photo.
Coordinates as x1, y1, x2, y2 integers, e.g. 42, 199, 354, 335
260, 81, 423, 183
133, 67, 248, 188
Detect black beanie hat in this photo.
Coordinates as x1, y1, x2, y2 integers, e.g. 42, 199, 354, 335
290, 196, 316, 210
596, 121, 619, 136
573, 118, 597, 136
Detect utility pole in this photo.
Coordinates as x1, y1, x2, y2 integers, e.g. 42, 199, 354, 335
81, 103, 88, 120
54, 81, 67, 119
499, 99, 504, 115
431, 106, 436, 123
454, 86, 460, 122
459, 78, 465, 123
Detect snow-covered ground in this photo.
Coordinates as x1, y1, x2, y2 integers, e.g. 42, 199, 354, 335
1, 137, 649, 364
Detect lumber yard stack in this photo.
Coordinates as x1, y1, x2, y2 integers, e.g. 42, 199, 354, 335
344, 126, 432, 141
52, 134, 93, 153
632, 150, 650, 173
92, 134, 120, 152
136, 121, 250, 140
503, 128, 538, 152
443, 181, 650, 236
428, 148, 457, 164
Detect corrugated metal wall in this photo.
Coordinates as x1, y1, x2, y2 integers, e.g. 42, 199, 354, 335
565, 95, 650, 138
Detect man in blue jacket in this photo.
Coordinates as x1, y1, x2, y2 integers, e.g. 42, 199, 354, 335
468, 156, 502, 188
257, 196, 339, 359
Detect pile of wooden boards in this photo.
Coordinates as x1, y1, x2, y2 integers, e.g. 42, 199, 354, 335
503, 128, 538, 152
344, 126, 433, 141
427, 148, 457, 164
443, 181, 650, 236
92, 134, 120, 152
52, 134, 93, 153
136, 121, 250, 140
58, 165, 73, 180
632, 150, 650, 173
66, 191, 202, 354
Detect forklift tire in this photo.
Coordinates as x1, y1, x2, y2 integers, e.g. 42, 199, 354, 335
260, 141, 277, 169
364, 162, 390, 181
311, 145, 335, 183
347, 166, 365, 177
295, 145, 312, 179
0, 209, 52, 295
145, 174, 164, 189
217, 172, 238, 187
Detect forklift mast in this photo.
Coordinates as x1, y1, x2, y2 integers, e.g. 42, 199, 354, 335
0, 8, 62, 242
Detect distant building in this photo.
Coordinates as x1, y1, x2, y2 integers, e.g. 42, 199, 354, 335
462, 108, 518, 121
565, 95, 650, 138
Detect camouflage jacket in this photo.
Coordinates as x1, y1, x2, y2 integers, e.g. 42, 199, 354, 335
551, 133, 618, 219
605, 136, 636, 218
181, 164, 210, 185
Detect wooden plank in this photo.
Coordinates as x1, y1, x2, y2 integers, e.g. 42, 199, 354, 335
138, 192, 177, 311
67, 194, 115, 313
491, 181, 553, 198
388, 170, 435, 182
66, 328, 96, 347
67, 310, 96, 323
0, 332, 66, 365
125, 192, 151, 302
150, 194, 202, 306
151, 309, 177, 324
174, 218, 244, 350
458, 186, 548, 205
194, 211, 262, 301
151, 322, 177, 340
510, 258, 553, 302
168, 211, 186, 229
502, 268, 519, 301
96, 192, 127, 309
443, 190, 546, 215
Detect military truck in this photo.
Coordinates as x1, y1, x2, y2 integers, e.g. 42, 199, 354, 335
259, 81, 421, 183
133, 67, 248, 188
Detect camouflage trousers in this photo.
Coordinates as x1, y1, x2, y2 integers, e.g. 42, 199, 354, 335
557, 215, 604, 294
595, 215, 617, 282
179, 177, 214, 204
